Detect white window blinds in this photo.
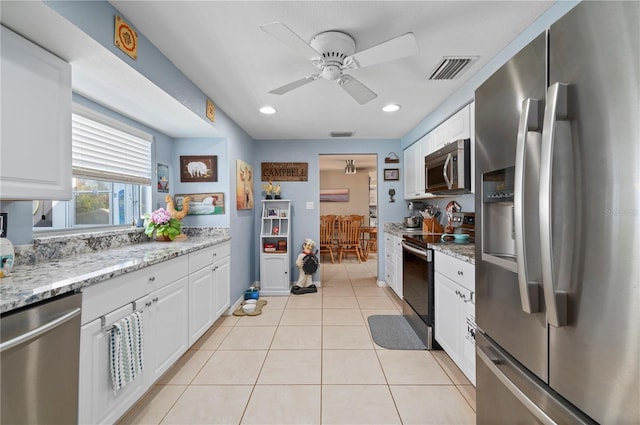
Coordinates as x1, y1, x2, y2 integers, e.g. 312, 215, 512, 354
72, 106, 152, 185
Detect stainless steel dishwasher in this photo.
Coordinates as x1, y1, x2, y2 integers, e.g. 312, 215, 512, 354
1, 292, 82, 424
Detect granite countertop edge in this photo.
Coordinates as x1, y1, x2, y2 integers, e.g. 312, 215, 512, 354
0, 235, 231, 314
383, 223, 475, 265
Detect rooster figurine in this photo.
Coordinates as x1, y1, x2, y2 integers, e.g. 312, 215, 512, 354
165, 195, 191, 220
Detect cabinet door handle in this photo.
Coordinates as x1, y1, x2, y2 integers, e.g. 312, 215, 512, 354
213, 266, 219, 271
149, 276, 156, 282
152, 297, 159, 303
457, 270, 463, 276
145, 301, 152, 307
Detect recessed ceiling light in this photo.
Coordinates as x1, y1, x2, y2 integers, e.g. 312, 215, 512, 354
382, 104, 401, 112
259, 106, 277, 114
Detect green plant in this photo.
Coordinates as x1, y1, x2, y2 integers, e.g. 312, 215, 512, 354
144, 208, 182, 240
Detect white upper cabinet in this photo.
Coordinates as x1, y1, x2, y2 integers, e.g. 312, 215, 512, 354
403, 132, 431, 200
0, 26, 72, 200
429, 104, 472, 155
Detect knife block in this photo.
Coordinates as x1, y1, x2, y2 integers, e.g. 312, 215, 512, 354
422, 217, 444, 234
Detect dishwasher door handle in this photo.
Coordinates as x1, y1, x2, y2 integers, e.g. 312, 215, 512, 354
0, 307, 81, 352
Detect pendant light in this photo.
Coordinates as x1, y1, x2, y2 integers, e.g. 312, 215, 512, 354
345, 159, 356, 174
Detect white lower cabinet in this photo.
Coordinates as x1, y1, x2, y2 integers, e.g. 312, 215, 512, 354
260, 254, 290, 295
384, 232, 403, 298
79, 242, 230, 424
146, 277, 189, 383
213, 255, 231, 318
189, 265, 215, 345
434, 251, 475, 385
78, 297, 149, 425
188, 242, 231, 345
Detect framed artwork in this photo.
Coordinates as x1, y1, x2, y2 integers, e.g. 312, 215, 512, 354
236, 159, 254, 210
179, 155, 217, 182
206, 99, 215, 122
175, 193, 225, 215
267, 208, 278, 217
320, 188, 349, 202
157, 163, 169, 193
384, 168, 400, 181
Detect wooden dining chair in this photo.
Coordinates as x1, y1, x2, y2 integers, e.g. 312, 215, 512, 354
319, 215, 337, 263
337, 216, 363, 263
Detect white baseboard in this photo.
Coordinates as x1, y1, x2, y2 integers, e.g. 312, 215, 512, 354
377, 280, 388, 287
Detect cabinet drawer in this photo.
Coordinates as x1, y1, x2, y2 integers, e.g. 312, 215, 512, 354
212, 241, 231, 261
191, 242, 231, 273
189, 246, 215, 273
435, 252, 474, 292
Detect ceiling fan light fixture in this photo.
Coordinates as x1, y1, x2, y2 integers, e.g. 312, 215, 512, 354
382, 104, 401, 112
259, 106, 277, 114
345, 159, 357, 174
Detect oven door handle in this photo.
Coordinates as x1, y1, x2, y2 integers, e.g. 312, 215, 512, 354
401, 241, 430, 261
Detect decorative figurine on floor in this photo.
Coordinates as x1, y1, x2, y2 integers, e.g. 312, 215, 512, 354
291, 238, 319, 295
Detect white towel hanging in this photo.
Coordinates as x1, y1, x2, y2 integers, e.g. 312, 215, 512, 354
110, 311, 144, 394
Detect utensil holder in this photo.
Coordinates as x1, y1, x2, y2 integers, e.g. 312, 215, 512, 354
422, 217, 444, 234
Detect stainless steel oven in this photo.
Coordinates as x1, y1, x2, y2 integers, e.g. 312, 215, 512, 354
401, 234, 441, 349
425, 139, 471, 194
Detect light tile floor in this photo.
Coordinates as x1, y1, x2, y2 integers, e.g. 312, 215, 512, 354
118, 253, 476, 425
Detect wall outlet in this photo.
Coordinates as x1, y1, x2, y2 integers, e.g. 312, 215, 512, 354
0, 213, 7, 238
305, 202, 314, 210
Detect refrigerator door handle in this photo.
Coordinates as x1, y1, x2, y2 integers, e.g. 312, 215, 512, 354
477, 347, 556, 425
540, 83, 569, 327
443, 153, 452, 189
514, 98, 541, 314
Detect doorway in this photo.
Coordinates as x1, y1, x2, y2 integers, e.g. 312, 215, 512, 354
319, 154, 378, 273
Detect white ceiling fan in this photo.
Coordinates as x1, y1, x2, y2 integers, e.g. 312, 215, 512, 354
260, 22, 419, 105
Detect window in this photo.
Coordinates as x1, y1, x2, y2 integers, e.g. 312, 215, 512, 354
33, 105, 153, 230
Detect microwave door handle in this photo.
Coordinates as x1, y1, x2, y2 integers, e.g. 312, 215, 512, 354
540, 83, 571, 328
514, 98, 541, 313
443, 153, 452, 189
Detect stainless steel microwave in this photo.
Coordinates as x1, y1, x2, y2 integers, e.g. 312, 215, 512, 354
424, 139, 471, 194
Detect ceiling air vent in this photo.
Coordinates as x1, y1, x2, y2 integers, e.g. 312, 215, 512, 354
331, 131, 354, 138
428, 57, 475, 80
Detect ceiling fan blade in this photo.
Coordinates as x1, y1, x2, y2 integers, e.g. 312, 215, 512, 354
348, 32, 418, 69
269, 75, 320, 95
338, 75, 377, 105
260, 22, 320, 60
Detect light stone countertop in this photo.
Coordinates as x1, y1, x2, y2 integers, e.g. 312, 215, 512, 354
384, 222, 475, 264
1, 233, 230, 314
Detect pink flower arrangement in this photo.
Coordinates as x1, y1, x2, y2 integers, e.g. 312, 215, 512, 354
143, 208, 182, 240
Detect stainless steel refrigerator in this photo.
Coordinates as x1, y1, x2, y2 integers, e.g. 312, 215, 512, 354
474, 2, 639, 424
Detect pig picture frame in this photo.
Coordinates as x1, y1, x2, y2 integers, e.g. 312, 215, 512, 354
179, 155, 217, 182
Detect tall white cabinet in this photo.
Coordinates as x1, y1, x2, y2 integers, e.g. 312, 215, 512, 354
260, 200, 292, 295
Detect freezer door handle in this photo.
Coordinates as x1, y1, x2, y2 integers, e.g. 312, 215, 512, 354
514, 98, 542, 313
540, 83, 570, 327
477, 346, 556, 425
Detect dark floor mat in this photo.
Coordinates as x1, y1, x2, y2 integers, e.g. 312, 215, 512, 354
367, 315, 427, 350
